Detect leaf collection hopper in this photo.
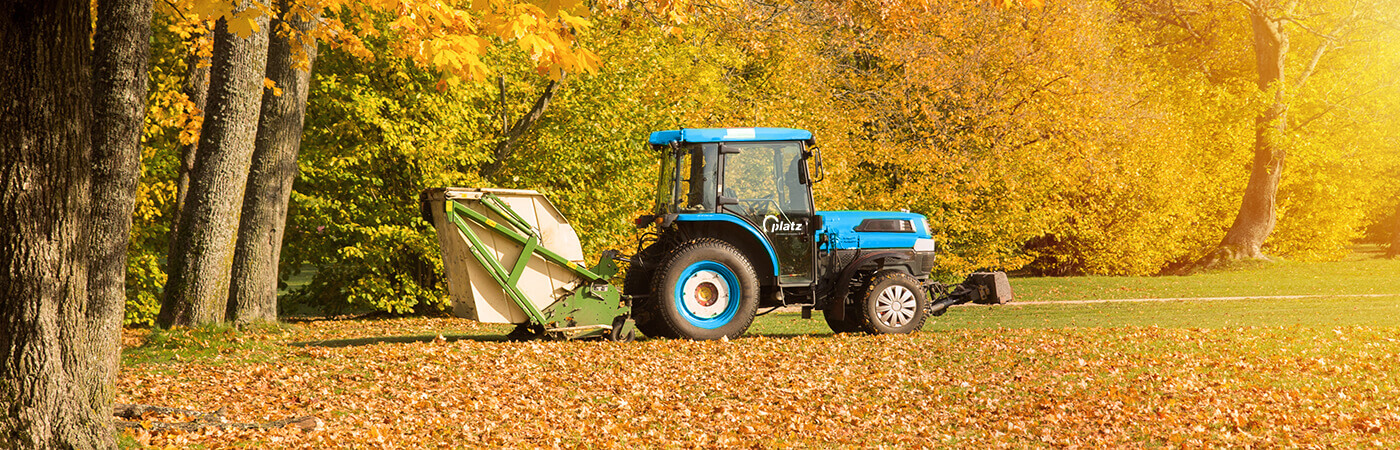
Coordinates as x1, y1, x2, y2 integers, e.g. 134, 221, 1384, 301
420, 188, 634, 341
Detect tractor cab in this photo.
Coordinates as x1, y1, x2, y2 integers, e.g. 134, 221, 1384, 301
646, 128, 822, 287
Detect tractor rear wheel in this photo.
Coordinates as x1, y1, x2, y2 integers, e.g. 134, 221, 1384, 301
641, 239, 759, 340
856, 271, 928, 334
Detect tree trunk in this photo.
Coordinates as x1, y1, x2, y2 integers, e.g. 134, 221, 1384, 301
1389, 205, 1400, 258
169, 36, 211, 263
1198, 3, 1289, 267
88, 0, 153, 430
479, 79, 559, 178
0, 0, 114, 447
228, 0, 318, 324
160, 5, 271, 328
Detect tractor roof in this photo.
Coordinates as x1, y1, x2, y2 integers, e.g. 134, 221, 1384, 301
647, 128, 813, 145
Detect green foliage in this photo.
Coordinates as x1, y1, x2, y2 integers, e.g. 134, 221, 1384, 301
282, 10, 735, 315
281, 32, 493, 315
124, 253, 165, 326
122, 0, 1400, 318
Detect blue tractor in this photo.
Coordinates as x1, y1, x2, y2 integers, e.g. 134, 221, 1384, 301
626, 128, 1011, 340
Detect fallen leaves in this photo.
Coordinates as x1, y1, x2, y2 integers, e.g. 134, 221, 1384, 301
117, 318, 1400, 448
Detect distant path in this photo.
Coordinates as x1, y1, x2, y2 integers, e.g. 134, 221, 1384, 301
1009, 293, 1400, 305
768, 293, 1400, 313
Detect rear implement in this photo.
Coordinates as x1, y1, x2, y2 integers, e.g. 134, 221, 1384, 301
421, 188, 634, 341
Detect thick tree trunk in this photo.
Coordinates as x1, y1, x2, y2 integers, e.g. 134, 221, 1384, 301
160, 5, 271, 328
1198, 3, 1289, 267
0, 1, 114, 447
169, 38, 212, 262
88, 0, 153, 430
228, 1, 318, 324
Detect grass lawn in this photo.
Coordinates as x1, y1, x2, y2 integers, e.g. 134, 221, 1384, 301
1011, 246, 1400, 302
118, 253, 1400, 448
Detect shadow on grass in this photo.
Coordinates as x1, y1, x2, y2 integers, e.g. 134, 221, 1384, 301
289, 333, 510, 348
292, 330, 848, 347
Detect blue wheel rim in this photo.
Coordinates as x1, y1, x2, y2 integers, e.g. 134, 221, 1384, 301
673, 261, 741, 329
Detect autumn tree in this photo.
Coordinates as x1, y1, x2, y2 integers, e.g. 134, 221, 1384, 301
227, 0, 319, 324
88, 0, 155, 431
1195, 0, 1399, 265
1, 0, 151, 446
277, 2, 701, 314
160, 0, 272, 328
169, 30, 211, 267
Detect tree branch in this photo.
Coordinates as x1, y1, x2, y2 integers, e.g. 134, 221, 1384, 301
1293, 5, 1361, 91
1293, 79, 1396, 131
480, 78, 561, 178
114, 403, 323, 432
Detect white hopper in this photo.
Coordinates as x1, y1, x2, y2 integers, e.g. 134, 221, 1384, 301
423, 187, 587, 323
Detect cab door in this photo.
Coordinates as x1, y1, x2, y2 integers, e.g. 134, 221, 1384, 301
718, 141, 816, 286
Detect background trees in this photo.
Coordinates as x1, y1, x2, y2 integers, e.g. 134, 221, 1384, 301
118, 0, 1400, 322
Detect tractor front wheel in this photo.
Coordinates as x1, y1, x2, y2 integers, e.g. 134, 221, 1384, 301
641, 239, 759, 340
856, 271, 929, 334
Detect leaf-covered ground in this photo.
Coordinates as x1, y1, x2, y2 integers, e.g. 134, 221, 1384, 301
119, 312, 1400, 448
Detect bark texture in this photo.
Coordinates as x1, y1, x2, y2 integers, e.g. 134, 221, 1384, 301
1389, 207, 1400, 258
1198, 2, 1289, 267
88, 0, 154, 433
228, 1, 318, 324
480, 79, 559, 178
0, 0, 112, 447
169, 38, 212, 261
160, 7, 272, 328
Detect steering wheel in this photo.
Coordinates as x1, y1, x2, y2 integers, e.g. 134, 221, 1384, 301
739, 197, 781, 216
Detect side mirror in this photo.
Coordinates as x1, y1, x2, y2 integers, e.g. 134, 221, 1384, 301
718, 144, 741, 154
808, 146, 825, 183
717, 195, 739, 206
809, 215, 823, 232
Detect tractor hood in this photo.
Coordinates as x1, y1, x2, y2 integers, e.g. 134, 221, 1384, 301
817, 211, 936, 251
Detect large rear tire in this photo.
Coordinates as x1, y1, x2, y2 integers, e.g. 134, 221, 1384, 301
856, 271, 928, 334
640, 239, 759, 340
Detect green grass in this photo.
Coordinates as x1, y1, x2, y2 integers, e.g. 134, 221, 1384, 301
752, 250, 1400, 335
130, 250, 1400, 362
750, 294, 1400, 336
1012, 248, 1400, 302
124, 323, 295, 366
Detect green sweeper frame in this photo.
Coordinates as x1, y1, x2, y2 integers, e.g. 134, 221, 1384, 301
442, 193, 635, 341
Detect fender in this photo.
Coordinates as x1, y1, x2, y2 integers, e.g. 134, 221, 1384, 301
826, 250, 912, 321
672, 213, 781, 277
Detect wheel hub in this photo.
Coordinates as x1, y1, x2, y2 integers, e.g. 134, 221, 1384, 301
875, 285, 917, 328
695, 282, 718, 307
681, 270, 731, 319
